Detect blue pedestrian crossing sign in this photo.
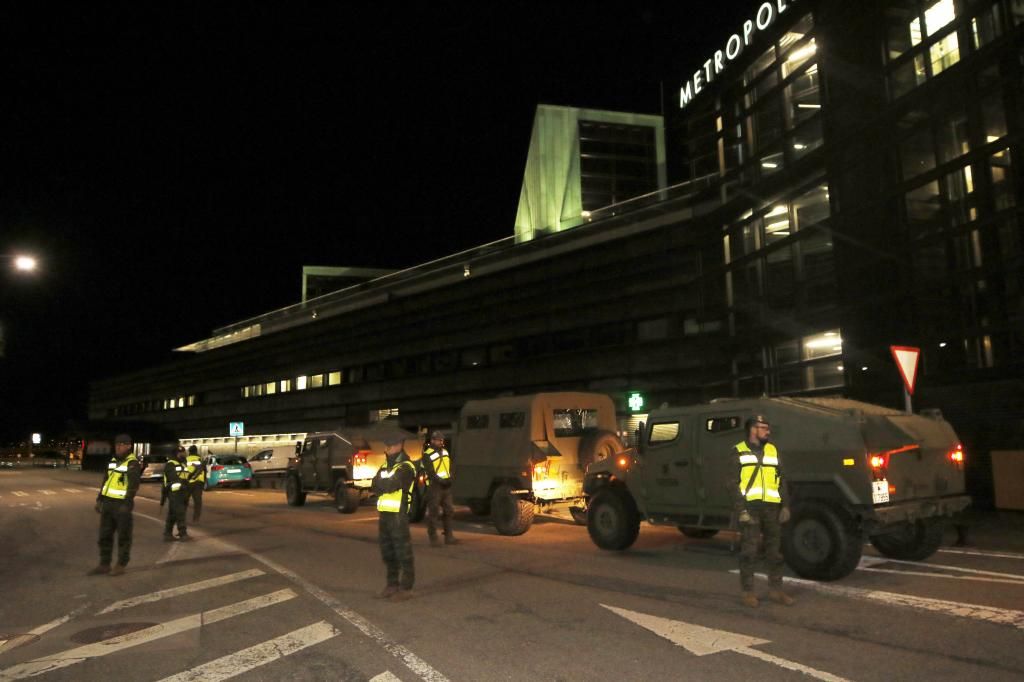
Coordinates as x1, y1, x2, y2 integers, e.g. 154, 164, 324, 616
229, 421, 245, 437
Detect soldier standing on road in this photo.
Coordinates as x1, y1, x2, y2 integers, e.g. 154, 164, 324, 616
371, 434, 417, 601
90, 433, 141, 577
423, 430, 458, 547
161, 446, 192, 542
734, 415, 795, 608
185, 445, 205, 523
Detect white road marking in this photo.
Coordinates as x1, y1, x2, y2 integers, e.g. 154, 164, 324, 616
602, 604, 851, 682
39, 490, 55, 496
860, 555, 1024, 581
0, 590, 296, 680
0, 604, 91, 653
97, 569, 266, 614
938, 547, 1024, 561
155, 621, 338, 682
220, 491, 254, 497
62, 488, 83, 494
370, 673, 403, 682
12, 491, 27, 497
738, 571, 1024, 630
857, 566, 1024, 586
133, 506, 450, 682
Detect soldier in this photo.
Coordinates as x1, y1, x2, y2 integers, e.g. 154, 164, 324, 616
371, 434, 417, 601
734, 415, 794, 608
185, 445, 205, 522
161, 446, 192, 541
90, 433, 141, 576
422, 430, 458, 547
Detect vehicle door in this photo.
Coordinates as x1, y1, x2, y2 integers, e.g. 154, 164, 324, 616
635, 416, 699, 516
299, 438, 317, 488
695, 412, 751, 524
314, 437, 332, 489
249, 450, 270, 474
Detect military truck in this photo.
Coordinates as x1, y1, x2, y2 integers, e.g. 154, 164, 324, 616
285, 427, 426, 517
452, 392, 622, 535
583, 397, 970, 581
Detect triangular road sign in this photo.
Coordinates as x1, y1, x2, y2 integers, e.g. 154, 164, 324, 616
890, 346, 920, 395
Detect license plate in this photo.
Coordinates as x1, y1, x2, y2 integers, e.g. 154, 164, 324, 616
872, 480, 890, 505
227, 468, 241, 474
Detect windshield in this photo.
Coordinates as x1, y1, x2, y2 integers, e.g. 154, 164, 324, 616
217, 457, 246, 465
552, 409, 600, 437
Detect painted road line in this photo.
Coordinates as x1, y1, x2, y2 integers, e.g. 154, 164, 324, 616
0, 590, 296, 680
603, 605, 851, 682
39, 490, 55, 496
98, 569, 266, 614
132, 507, 449, 682
860, 556, 1024, 581
12, 492, 27, 497
0, 604, 91, 653
737, 571, 1024, 630
938, 547, 1024, 561
858, 567, 1024, 586
370, 673, 403, 682
155, 621, 338, 682
62, 488, 83, 494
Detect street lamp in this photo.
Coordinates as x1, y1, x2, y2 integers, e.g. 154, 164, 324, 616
13, 256, 37, 272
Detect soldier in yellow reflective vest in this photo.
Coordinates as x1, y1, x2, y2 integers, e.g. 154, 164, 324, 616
734, 415, 794, 608
161, 447, 192, 541
185, 445, 205, 522
422, 430, 458, 547
371, 434, 417, 601
89, 434, 141, 576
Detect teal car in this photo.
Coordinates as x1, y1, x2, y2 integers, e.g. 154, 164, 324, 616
204, 454, 253, 489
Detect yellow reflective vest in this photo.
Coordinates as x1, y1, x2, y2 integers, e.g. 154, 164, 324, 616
423, 446, 451, 483
101, 454, 139, 500
376, 460, 416, 514
736, 441, 782, 504
164, 459, 188, 494
186, 454, 205, 483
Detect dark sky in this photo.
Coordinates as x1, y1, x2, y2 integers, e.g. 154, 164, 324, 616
0, 2, 750, 442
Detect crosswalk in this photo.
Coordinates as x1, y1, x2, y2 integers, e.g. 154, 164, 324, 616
0, 488, 86, 499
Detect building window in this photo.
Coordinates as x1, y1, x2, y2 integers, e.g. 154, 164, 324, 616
780, 38, 816, 79
371, 408, 399, 423
460, 348, 486, 368
802, 330, 843, 360
981, 92, 1008, 143
971, 4, 1002, 49
900, 127, 936, 180
264, 381, 276, 395
990, 148, 1015, 211
906, 180, 943, 234
310, 374, 324, 389
296, 375, 308, 390
242, 387, 250, 399
188, 395, 196, 407
280, 378, 292, 393
637, 317, 670, 342
328, 371, 342, 386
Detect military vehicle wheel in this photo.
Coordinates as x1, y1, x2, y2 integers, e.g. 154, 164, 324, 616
679, 527, 719, 539
467, 499, 491, 516
869, 519, 945, 561
782, 501, 861, 581
285, 475, 306, 507
587, 487, 640, 550
578, 430, 622, 471
409, 485, 427, 523
335, 484, 360, 514
491, 484, 534, 536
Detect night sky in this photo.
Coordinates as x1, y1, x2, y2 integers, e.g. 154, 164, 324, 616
0, 2, 750, 442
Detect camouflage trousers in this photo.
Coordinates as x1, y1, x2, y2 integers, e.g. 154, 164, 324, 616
426, 484, 454, 539
186, 482, 203, 521
98, 498, 133, 566
739, 503, 784, 592
379, 512, 414, 589
164, 492, 188, 537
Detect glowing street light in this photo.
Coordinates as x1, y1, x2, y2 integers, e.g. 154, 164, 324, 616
14, 255, 37, 272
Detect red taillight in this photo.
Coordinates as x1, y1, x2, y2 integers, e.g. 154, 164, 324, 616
869, 455, 886, 470
243, 462, 251, 469
211, 465, 224, 471
949, 444, 965, 464
354, 451, 369, 465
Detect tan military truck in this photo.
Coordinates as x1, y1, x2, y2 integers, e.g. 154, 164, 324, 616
583, 397, 971, 581
452, 392, 622, 535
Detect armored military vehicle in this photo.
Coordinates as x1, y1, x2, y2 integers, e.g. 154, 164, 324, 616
285, 426, 426, 517
452, 392, 622, 535
583, 397, 970, 581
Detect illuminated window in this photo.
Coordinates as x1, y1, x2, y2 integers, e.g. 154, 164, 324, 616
793, 184, 830, 230
242, 387, 250, 399
310, 374, 324, 388
177, 396, 185, 408
763, 205, 792, 245
802, 330, 843, 360
991, 148, 1015, 211
781, 39, 816, 78
929, 32, 959, 76
971, 4, 1002, 49
280, 379, 291, 392
328, 371, 342, 386
264, 382, 276, 395
296, 375, 308, 390
188, 395, 196, 407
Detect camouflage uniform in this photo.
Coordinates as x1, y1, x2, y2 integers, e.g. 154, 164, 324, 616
372, 451, 416, 591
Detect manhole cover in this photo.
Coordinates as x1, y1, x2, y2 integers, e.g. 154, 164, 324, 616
71, 623, 157, 644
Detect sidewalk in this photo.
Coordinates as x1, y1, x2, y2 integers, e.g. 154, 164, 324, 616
946, 508, 1024, 554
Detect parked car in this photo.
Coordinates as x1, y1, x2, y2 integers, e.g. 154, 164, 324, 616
31, 450, 65, 468
247, 445, 295, 477
205, 454, 253, 489
140, 454, 168, 482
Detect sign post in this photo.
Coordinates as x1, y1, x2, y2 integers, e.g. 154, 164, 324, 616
889, 346, 921, 414
229, 422, 245, 455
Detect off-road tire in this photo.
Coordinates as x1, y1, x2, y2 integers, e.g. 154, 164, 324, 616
578, 430, 622, 471
285, 475, 306, 507
782, 500, 862, 581
869, 518, 945, 561
336, 484, 360, 514
587, 487, 640, 551
679, 527, 719, 539
491, 484, 534, 536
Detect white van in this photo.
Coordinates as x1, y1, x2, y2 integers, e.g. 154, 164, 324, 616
247, 445, 295, 476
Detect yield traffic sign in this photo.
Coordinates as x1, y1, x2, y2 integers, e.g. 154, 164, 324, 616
889, 346, 921, 395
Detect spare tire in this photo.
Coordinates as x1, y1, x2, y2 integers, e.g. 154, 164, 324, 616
782, 500, 862, 581
870, 519, 945, 561
491, 484, 534, 536
578, 430, 622, 471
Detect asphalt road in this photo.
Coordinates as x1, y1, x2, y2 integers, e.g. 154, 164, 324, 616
2, 468, 1023, 682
